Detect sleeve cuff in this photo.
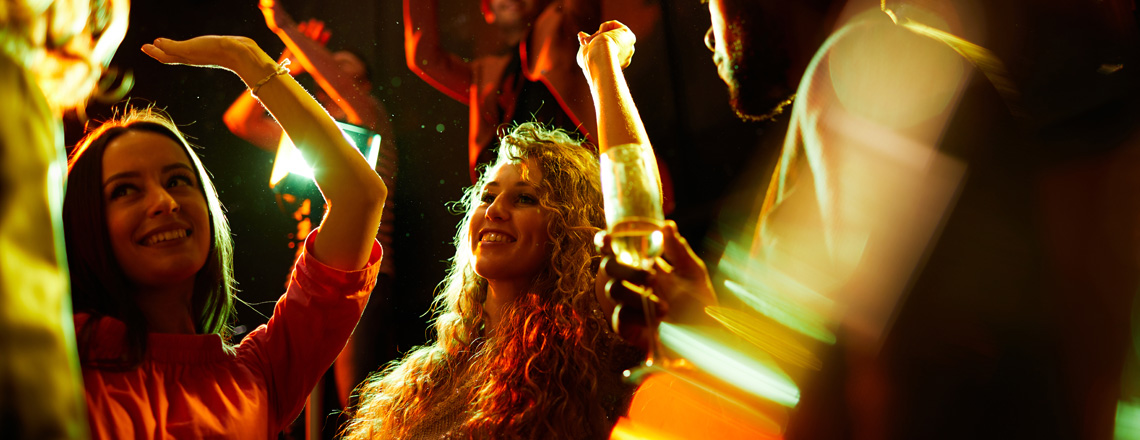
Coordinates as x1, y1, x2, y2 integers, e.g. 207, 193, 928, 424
294, 228, 383, 298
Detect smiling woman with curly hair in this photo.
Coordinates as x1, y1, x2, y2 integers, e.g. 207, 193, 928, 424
343, 122, 639, 439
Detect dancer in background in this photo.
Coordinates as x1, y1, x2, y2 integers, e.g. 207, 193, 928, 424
404, 0, 600, 181
65, 33, 385, 438
0, 0, 128, 437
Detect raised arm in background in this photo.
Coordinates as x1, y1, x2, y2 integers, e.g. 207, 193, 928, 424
227, 2, 394, 151
403, 0, 473, 104
261, 0, 381, 128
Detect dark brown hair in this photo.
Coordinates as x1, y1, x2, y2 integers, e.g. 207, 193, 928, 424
65, 107, 237, 368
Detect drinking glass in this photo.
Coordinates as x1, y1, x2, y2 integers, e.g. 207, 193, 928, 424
600, 143, 667, 377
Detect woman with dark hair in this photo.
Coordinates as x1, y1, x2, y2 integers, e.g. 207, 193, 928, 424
343, 122, 640, 439
64, 34, 386, 438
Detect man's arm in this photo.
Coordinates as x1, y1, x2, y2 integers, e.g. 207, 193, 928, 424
403, 0, 474, 105
223, 86, 283, 152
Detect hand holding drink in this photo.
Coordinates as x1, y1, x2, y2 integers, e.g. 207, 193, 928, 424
601, 142, 666, 370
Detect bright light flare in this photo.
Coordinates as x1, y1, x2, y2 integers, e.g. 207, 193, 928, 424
706, 306, 823, 370
717, 241, 837, 345
269, 133, 312, 187
612, 370, 785, 440
268, 122, 380, 188
658, 323, 800, 407
721, 279, 835, 346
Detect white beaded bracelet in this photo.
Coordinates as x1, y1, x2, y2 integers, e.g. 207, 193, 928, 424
251, 59, 291, 95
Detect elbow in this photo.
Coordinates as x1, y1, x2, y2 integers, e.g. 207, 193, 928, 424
331, 173, 386, 226
404, 34, 442, 81
371, 177, 389, 207
404, 39, 425, 76
360, 174, 389, 217
404, 55, 420, 77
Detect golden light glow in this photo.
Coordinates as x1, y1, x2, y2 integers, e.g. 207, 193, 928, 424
659, 323, 800, 407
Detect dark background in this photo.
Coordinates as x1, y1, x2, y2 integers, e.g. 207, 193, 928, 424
63, 0, 768, 361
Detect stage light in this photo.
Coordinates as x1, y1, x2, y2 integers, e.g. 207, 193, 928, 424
269, 121, 381, 188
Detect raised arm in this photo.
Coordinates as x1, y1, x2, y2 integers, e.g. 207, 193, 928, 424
260, 2, 380, 128
577, 21, 650, 154
143, 36, 386, 271
403, 0, 473, 104
578, 21, 677, 327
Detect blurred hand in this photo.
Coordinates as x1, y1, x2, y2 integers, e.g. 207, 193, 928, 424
576, 20, 636, 78
297, 19, 332, 46
275, 19, 331, 76
599, 220, 717, 349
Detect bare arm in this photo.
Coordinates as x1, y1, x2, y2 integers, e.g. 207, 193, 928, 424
403, 0, 473, 104
579, 21, 662, 324
577, 21, 650, 154
143, 36, 386, 271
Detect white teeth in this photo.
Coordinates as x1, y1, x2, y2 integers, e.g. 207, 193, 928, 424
481, 232, 515, 243
144, 229, 188, 246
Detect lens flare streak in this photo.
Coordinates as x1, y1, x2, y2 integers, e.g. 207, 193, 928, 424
705, 306, 824, 370
658, 323, 800, 407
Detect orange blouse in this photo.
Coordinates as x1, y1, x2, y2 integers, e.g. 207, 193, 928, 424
78, 231, 382, 439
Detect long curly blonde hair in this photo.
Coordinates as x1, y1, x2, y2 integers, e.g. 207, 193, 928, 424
344, 123, 622, 439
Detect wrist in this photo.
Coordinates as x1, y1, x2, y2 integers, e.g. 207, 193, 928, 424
229, 39, 278, 88
585, 39, 618, 70
251, 59, 290, 95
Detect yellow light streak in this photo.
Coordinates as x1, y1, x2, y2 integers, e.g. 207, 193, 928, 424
706, 306, 823, 370
659, 323, 800, 407
720, 279, 835, 346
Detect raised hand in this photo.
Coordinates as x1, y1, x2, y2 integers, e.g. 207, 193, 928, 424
297, 19, 332, 46
577, 20, 636, 78
279, 19, 332, 76
601, 221, 717, 348
142, 36, 278, 91
142, 36, 249, 70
